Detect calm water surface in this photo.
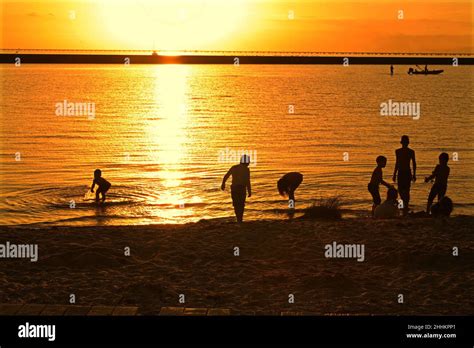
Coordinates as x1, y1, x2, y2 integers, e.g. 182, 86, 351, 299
1, 64, 473, 225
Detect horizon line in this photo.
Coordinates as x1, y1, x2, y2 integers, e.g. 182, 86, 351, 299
1, 48, 473, 57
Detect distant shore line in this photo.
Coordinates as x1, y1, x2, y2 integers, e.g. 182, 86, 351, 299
1, 54, 473, 65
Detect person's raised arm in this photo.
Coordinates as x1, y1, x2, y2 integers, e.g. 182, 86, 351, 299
381, 178, 391, 188
425, 165, 437, 183
375, 168, 390, 188
221, 168, 232, 191
425, 173, 435, 183
412, 151, 417, 182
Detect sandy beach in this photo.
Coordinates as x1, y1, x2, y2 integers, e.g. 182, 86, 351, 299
0, 216, 473, 315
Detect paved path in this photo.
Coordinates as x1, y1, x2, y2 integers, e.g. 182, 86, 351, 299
0, 304, 308, 316
0, 304, 240, 316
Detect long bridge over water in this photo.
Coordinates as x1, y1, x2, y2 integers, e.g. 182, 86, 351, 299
1, 49, 473, 64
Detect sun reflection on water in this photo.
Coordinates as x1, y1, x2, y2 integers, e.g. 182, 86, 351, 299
145, 65, 193, 219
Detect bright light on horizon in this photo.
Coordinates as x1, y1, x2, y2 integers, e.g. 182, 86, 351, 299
1, 0, 472, 53
98, 0, 249, 51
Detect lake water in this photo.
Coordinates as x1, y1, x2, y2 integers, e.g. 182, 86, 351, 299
1, 64, 473, 225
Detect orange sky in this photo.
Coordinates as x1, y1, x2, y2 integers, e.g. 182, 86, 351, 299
1, 0, 473, 53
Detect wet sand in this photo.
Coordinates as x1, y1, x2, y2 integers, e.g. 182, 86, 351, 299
0, 216, 473, 315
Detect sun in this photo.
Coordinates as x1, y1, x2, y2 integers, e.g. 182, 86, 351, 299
98, 0, 249, 51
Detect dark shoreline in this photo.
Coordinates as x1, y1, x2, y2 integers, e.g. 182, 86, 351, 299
1, 53, 473, 65
0, 216, 473, 315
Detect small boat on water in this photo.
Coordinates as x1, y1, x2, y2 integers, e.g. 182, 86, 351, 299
408, 68, 444, 75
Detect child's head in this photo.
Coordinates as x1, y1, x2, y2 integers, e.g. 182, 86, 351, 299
240, 154, 250, 167
376, 155, 387, 168
94, 169, 102, 178
432, 196, 453, 217
439, 152, 449, 165
387, 187, 398, 201
277, 178, 288, 196
400, 135, 410, 147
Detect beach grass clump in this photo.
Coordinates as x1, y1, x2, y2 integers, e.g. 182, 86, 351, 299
302, 196, 343, 220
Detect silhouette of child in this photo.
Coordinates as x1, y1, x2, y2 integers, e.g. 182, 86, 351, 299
368, 156, 392, 216
278, 172, 303, 208
425, 152, 450, 214
431, 196, 453, 218
221, 155, 251, 223
374, 187, 400, 219
91, 169, 111, 204
393, 135, 416, 215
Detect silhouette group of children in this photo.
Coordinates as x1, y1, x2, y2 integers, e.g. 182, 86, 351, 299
368, 135, 452, 219
219, 135, 453, 223
91, 135, 452, 222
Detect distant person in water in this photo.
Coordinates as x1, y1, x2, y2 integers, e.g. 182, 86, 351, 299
221, 155, 252, 223
393, 135, 416, 215
368, 156, 392, 216
425, 152, 450, 214
91, 169, 111, 204
431, 196, 453, 218
374, 187, 400, 219
278, 172, 303, 210
390, 65, 394, 75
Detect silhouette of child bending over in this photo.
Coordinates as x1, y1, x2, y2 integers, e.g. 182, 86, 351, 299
91, 169, 111, 204
278, 172, 303, 208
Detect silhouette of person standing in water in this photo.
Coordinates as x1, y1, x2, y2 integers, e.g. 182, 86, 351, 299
368, 156, 392, 216
392, 135, 416, 215
221, 154, 252, 223
425, 152, 450, 214
278, 172, 303, 209
390, 65, 394, 76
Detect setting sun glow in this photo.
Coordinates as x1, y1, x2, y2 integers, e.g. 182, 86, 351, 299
2, 0, 472, 53
98, 0, 249, 51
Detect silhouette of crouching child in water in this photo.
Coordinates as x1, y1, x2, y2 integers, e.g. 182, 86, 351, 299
374, 187, 400, 219
221, 155, 251, 223
91, 169, 111, 204
431, 196, 453, 218
277, 172, 303, 209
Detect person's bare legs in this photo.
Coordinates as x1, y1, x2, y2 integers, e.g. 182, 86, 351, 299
289, 190, 295, 206
234, 205, 244, 223
427, 187, 436, 214
398, 187, 410, 216
403, 190, 410, 216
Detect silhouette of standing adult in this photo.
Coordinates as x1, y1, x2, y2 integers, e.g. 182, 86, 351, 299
221, 154, 252, 223
392, 135, 416, 215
